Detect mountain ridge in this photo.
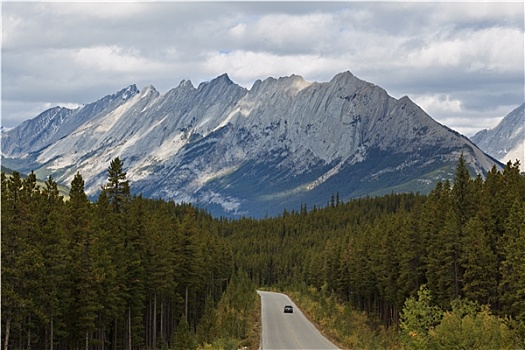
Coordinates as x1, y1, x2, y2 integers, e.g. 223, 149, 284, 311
471, 103, 524, 171
1, 71, 503, 217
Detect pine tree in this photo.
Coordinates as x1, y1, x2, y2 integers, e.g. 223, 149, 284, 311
42, 175, 62, 204
427, 155, 476, 306
423, 181, 459, 308
172, 314, 197, 350
121, 196, 148, 348
39, 175, 70, 349
452, 153, 475, 227
369, 215, 402, 325
64, 172, 102, 347
499, 199, 525, 322
461, 215, 498, 306
70, 172, 89, 204
143, 204, 180, 348
396, 204, 425, 309
1, 172, 22, 350
93, 186, 126, 349
99, 158, 136, 347
2, 171, 46, 349
104, 157, 130, 213
178, 210, 204, 322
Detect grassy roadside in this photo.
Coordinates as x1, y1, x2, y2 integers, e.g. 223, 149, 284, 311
220, 284, 397, 350
285, 285, 401, 350
245, 292, 261, 350
196, 278, 261, 350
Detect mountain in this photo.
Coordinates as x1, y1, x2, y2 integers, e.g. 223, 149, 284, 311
471, 103, 524, 172
1, 71, 502, 217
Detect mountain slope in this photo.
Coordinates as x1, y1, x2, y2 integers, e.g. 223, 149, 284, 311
1, 85, 140, 158
471, 103, 524, 171
1, 71, 502, 217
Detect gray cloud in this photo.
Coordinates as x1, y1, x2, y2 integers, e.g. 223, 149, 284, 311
2, 1, 523, 137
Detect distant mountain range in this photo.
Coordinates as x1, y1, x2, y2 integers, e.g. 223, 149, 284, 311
1, 71, 505, 217
471, 103, 524, 172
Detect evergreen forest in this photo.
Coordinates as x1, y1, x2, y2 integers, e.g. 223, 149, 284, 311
2, 155, 524, 349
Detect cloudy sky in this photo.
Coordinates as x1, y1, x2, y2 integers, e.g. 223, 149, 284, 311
2, 1, 524, 136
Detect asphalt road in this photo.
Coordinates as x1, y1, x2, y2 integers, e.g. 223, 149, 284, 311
258, 291, 340, 350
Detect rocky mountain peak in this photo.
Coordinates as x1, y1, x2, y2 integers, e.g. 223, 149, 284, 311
248, 74, 311, 100
120, 84, 140, 100
178, 79, 195, 90
471, 103, 525, 170
138, 85, 160, 99
198, 73, 235, 90
329, 70, 366, 89
1, 71, 504, 217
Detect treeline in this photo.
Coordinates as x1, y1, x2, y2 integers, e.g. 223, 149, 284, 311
225, 156, 524, 343
1, 158, 235, 350
2, 155, 524, 349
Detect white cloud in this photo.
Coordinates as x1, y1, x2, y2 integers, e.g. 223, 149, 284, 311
1, 14, 23, 47
410, 93, 520, 136
405, 27, 523, 73
72, 46, 167, 73
413, 94, 463, 115
253, 13, 333, 47
1, 1, 523, 134
432, 2, 524, 25
48, 2, 149, 20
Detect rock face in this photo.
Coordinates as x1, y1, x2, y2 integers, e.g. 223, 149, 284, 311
471, 103, 524, 171
1, 71, 502, 217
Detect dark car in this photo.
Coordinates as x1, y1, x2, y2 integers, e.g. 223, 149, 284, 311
284, 305, 293, 313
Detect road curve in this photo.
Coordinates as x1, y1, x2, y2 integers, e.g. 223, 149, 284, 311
258, 291, 340, 350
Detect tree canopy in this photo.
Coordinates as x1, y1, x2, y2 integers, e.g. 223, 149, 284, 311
2, 157, 524, 349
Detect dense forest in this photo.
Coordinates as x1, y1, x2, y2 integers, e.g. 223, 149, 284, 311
227, 155, 525, 349
1, 158, 245, 350
2, 155, 524, 349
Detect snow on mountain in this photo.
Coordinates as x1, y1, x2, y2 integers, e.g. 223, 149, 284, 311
471, 103, 524, 171
1, 71, 503, 217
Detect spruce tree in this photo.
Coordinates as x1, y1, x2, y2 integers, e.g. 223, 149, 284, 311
172, 314, 197, 350
424, 181, 460, 308
1, 172, 21, 349
121, 196, 148, 348
39, 175, 70, 349
69, 172, 89, 205
499, 199, 525, 322
461, 215, 498, 306
2, 171, 46, 349
452, 153, 474, 227
42, 175, 62, 204
65, 172, 102, 346
105, 157, 130, 213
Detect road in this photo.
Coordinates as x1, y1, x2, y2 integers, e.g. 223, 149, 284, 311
258, 291, 340, 350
